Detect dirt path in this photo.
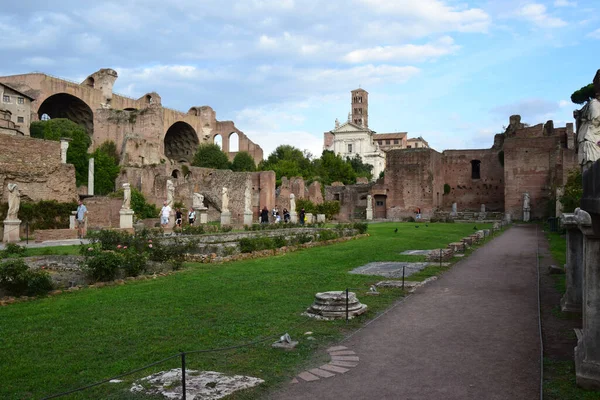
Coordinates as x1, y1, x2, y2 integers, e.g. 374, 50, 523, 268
268, 225, 541, 400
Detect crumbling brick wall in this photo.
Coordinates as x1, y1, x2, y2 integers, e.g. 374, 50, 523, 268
0, 134, 77, 204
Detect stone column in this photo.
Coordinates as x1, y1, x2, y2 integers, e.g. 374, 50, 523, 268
59, 138, 71, 164
88, 157, 94, 196
366, 194, 373, 220
560, 211, 583, 313
575, 208, 600, 389
243, 184, 253, 226
290, 193, 297, 223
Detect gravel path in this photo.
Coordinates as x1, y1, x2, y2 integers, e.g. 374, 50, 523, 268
269, 225, 541, 400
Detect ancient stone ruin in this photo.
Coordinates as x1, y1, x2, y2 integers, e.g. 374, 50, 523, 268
304, 291, 368, 320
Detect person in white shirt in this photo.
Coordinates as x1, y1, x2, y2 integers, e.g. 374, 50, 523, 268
188, 208, 196, 225
159, 201, 172, 228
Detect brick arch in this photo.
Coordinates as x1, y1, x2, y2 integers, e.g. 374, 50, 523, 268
164, 121, 199, 163
37, 92, 94, 135
229, 131, 239, 152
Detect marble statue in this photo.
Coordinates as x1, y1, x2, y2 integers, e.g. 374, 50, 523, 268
290, 193, 296, 213
193, 192, 205, 209
6, 183, 20, 220
576, 69, 600, 171
335, 118, 340, 129
122, 183, 131, 209
166, 180, 174, 207
523, 192, 530, 209
222, 187, 229, 212
523, 192, 531, 222
244, 185, 251, 213
366, 194, 373, 211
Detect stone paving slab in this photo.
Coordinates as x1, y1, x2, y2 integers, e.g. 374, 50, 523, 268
319, 364, 350, 374
326, 346, 348, 352
400, 249, 436, 256
297, 371, 319, 382
329, 360, 359, 367
328, 350, 356, 356
309, 368, 335, 378
331, 356, 359, 362
349, 262, 429, 278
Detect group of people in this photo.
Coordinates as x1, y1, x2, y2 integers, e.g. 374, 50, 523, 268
260, 205, 305, 224
160, 201, 197, 228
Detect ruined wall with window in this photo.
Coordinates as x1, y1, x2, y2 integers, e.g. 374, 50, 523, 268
384, 148, 443, 219
441, 147, 505, 212
503, 121, 577, 220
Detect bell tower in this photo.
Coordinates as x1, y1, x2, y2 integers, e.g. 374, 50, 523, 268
351, 88, 368, 128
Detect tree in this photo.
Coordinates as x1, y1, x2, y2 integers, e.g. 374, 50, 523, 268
192, 143, 230, 169
571, 83, 595, 105
258, 145, 315, 185
231, 151, 256, 172
30, 119, 91, 186
314, 150, 356, 186
91, 141, 120, 195
560, 168, 582, 213
346, 154, 373, 180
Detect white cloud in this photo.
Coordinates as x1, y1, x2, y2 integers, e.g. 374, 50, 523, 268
588, 28, 600, 39
516, 3, 567, 28
356, 0, 490, 33
490, 98, 562, 121
256, 32, 337, 57
343, 36, 460, 63
554, 0, 576, 7
559, 99, 570, 108
22, 57, 56, 67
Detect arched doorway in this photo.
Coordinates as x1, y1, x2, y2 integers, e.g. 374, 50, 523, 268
37, 93, 94, 135
229, 132, 239, 152
213, 134, 222, 149
164, 121, 199, 163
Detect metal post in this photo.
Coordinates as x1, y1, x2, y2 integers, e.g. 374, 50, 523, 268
345, 288, 349, 324
402, 266, 405, 290
181, 351, 187, 400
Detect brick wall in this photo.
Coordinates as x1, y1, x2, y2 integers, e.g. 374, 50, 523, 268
441, 149, 505, 212
35, 229, 78, 242
0, 134, 77, 204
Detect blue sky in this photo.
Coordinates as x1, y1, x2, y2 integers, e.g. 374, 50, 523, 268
1, 0, 599, 157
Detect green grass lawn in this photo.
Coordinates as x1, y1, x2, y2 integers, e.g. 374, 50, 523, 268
0, 222, 491, 399
23, 245, 81, 257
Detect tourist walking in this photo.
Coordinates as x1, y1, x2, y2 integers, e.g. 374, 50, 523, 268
272, 205, 279, 223
159, 201, 172, 228
283, 208, 290, 223
260, 206, 269, 224
299, 208, 306, 225
188, 208, 196, 225
75, 200, 87, 239
175, 208, 183, 228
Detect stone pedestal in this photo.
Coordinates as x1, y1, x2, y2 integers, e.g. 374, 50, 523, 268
575, 208, 600, 389
451, 203, 457, 216
221, 211, 231, 226
560, 212, 583, 313
243, 211, 253, 226
70, 211, 77, 230
523, 207, 531, 222
505, 213, 512, 223
480, 204, 485, 213
119, 209, 134, 229
317, 214, 326, 223
290, 211, 297, 224
88, 157, 94, 196
366, 209, 373, 220
305, 213, 314, 224
198, 208, 208, 224
3, 219, 21, 243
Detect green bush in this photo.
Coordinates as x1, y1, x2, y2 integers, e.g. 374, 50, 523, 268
87, 230, 134, 250
1, 243, 27, 258
443, 183, 451, 195
0, 259, 53, 296
0, 200, 77, 232
131, 189, 160, 219
121, 250, 147, 277
318, 230, 339, 241
82, 250, 122, 282
352, 222, 368, 234
239, 237, 285, 253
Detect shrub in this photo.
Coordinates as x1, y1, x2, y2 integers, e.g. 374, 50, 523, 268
318, 230, 339, 241
87, 230, 134, 250
121, 250, 147, 277
0, 259, 53, 296
443, 184, 451, 195
239, 237, 281, 253
315, 201, 341, 220
352, 222, 368, 234
82, 251, 122, 282
131, 189, 160, 219
1, 243, 27, 258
